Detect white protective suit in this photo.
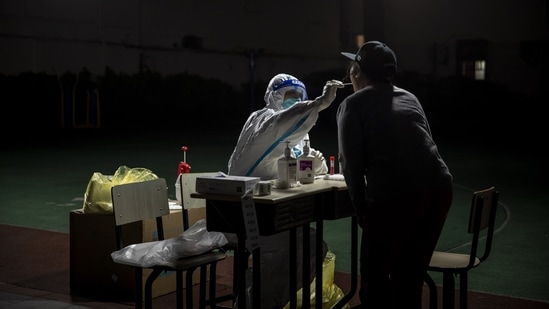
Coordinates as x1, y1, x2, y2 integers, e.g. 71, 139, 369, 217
227, 74, 343, 309
228, 73, 343, 180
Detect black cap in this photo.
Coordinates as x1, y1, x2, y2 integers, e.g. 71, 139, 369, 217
341, 41, 397, 79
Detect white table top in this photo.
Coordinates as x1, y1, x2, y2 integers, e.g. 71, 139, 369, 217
191, 178, 348, 204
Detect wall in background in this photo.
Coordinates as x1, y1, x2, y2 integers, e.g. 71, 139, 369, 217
1, 0, 546, 94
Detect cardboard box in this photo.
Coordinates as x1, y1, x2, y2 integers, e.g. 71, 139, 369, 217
69, 207, 206, 301
196, 174, 260, 196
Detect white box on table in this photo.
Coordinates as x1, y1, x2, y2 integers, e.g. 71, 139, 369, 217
195, 174, 260, 196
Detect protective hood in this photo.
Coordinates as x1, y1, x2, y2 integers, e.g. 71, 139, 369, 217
264, 73, 308, 111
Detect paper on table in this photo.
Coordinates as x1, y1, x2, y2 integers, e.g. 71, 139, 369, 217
323, 174, 345, 181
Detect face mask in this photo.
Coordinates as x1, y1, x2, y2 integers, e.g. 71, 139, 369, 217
282, 98, 300, 109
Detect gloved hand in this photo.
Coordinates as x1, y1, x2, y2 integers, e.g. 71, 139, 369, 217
310, 148, 328, 175
316, 80, 345, 111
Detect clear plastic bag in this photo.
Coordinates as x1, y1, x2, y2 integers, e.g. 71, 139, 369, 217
110, 219, 228, 267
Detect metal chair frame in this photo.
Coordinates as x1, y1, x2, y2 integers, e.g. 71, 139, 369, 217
426, 186, 499, 309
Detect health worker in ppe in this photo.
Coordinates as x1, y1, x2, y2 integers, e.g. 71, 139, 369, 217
226, 73, 344, 309
228, 73, 344, 181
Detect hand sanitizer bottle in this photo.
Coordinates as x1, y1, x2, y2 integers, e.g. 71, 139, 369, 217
298, 139, 315, 184
277, 141, 297, 189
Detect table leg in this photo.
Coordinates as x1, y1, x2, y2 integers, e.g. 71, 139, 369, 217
289, 228, 297, 309
302, 225, 311, 309
235, 234, 252, 309
252, 247, 261, 309
315, 213, 324, 309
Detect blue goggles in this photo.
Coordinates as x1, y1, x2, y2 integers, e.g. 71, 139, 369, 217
273, 79, 308, 100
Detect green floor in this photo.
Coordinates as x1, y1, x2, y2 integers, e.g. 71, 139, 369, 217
1, 125, 548, 303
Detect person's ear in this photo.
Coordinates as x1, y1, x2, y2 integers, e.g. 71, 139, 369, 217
353, 68, 361, 78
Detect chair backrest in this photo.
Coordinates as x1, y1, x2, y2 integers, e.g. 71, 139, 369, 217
178, 172, 217, 229
111, 178, 169, 250
467, 186, 499, 264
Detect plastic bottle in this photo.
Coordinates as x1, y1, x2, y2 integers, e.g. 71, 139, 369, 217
178, 146, 191, 175
298, 139, 315, 184
176, 146, 191, 205
277, 141, 297, 189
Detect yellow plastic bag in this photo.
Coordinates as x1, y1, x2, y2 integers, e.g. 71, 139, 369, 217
82, 165, 159, 214
283, 251, 350, 309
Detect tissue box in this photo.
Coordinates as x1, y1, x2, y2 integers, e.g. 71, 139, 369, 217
196, 175, 260, 196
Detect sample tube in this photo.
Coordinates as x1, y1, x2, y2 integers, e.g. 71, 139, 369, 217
329, 155, 335, 175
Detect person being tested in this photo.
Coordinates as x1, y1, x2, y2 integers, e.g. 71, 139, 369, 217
337, 41, 453, 308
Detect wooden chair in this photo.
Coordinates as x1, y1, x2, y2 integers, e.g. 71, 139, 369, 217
426, 186, 499, 309
111, 178, 227, 309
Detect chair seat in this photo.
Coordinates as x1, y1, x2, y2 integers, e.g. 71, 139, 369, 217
429, 251, 480, 270
151, 251, 227, 271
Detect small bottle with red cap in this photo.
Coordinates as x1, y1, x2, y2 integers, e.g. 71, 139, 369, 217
178, 146, 191, 175
329, 155, 335, 175
175, 146, 191, 205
